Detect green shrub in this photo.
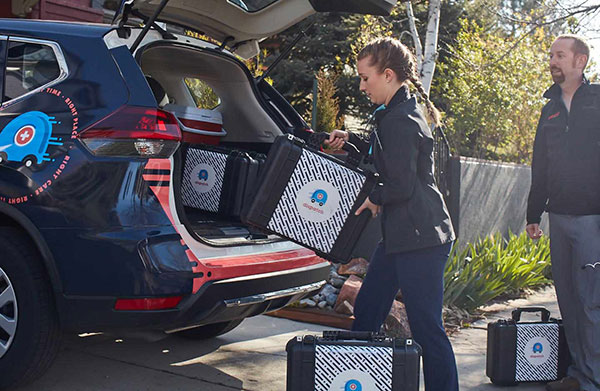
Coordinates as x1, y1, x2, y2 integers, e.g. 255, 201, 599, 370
313, 70, 344, 133
444, 232, 551, 312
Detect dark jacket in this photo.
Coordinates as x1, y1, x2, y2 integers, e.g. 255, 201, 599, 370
349, 86, 455, 254
527, 79, 600, 224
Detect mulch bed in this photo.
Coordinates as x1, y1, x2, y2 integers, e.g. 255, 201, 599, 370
268, 307, 354, 330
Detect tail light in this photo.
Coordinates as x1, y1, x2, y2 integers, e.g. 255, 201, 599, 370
79, 106, 181, 158
114, 296, 183, 311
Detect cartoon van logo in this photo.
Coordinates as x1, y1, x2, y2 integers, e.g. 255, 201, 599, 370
344, 379, 362, 391
296, 181, 341, 223
198, 169, 209, 181
310, 189, 328, 206
0, 111, 63, 167
532, 342, 543, 354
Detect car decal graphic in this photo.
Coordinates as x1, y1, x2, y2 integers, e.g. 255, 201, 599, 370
144, 158, 210, 293
0, 88, 78, 205
0, 111, 63, 166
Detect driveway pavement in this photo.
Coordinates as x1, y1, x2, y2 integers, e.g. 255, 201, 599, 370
16, 287, 560, 391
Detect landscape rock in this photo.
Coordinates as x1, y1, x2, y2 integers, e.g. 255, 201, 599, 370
330, 277, 345, 288
333, 275, 363, 312
299, 299, 316, 308
329, 268, 341, 280
317, 301, 328, 309
324, 292, 338, 307
320, 284, 337, 298
383, 300, 412, 339
338, 258, 369, 276
395, 289, 403, 302
334, 299, 354, 316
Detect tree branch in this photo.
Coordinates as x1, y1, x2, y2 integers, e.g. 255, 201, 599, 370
486, 4, 600, 67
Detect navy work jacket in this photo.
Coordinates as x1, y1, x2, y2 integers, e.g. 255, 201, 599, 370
349, 86, 455, 254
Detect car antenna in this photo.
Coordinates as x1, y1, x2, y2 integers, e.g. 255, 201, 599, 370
130, 0, 172, 53
257, 22, 313, 84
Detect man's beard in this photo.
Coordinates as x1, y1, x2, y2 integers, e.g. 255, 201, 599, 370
550, 67, 565, 84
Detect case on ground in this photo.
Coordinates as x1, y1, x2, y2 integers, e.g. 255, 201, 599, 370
181, 144, 255, 217
286, 330, 421, 391
241, 134, 377, 264
486, 307, 570, 385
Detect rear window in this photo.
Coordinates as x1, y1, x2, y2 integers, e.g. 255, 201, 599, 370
227, 0, 278, 13
4, 40, 61, 102
185, 78, 220, 109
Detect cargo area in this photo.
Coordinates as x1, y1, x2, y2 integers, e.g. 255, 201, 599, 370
138, 41, 289, 246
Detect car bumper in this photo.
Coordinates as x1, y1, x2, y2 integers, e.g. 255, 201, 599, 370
58, 261, 330, 332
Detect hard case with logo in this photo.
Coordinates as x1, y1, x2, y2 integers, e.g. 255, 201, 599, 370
241, 134, 378, 264
286, 331, 421, 391
486, 307, 570, 385
181, 144, 257, 217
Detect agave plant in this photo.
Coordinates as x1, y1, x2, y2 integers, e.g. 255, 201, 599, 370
443, 232, 551, 312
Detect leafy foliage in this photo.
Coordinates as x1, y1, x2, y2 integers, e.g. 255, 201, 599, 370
184, 78, 220, 109
444, 232, 551, 312
260, 3, 465, 123
434, 20, 553, 163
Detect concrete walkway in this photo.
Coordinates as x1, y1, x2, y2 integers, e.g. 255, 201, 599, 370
16, 287, 560, 391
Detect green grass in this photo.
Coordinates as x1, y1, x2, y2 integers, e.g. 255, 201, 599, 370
444, 232, 551, 312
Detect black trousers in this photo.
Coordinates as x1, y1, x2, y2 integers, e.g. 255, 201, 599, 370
352, 241, 459, 391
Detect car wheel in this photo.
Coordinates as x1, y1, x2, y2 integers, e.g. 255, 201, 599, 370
0, 228, 61, 390
0, 152, 6, 164
172, 319, 244, 340
22, 155, 38, 168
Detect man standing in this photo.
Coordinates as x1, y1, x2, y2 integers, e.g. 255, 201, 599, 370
526, 35, 600, 391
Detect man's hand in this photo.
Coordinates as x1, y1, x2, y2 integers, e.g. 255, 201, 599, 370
526, 223, 543, 239
355, 197, 381, 218
325, 130, 349, 151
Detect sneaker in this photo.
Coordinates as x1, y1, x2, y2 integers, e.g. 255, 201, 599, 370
546, 377, 580, 391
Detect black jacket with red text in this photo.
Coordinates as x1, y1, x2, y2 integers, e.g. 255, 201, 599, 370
527, 79, 600, 224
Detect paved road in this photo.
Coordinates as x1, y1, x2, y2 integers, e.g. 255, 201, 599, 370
16, 287, 560, 391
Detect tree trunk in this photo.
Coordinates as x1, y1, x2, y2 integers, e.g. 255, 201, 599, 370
421, 0, 441, 95
405, 1, 423, 71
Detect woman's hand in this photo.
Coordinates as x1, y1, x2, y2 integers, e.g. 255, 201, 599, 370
325, 130, 349, 150
355, 197, 381, 218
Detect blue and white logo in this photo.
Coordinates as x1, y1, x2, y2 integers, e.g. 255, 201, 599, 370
190, 163, 216, 194
198, 169, 209, 181
295, 180, 340, 223
311, 189, 328, 206
328, 369, 376, 391
0, 111, 63, 166
344, 379, 362, 391
525, 337, 550, 366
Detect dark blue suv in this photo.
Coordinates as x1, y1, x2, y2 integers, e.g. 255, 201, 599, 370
0, 0, 395, 388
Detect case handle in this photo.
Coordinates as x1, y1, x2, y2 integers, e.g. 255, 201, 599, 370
322, 330, 386, 341
511, 307, 551, 322
306, 132, 362, 167
341, 141, 362, 168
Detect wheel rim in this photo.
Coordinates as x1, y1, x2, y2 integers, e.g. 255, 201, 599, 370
0, 266, 18, 359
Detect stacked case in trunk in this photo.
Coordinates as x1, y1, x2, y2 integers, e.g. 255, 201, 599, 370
286, 331, 421, 391
242, 134, 377, 264
181, 145, 262, 218
486, 307, 570, 385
